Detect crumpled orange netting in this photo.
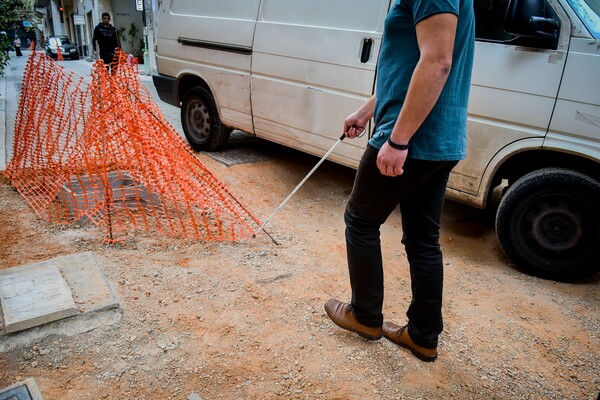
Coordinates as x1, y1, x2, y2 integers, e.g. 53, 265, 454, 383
5, 51, 262, 242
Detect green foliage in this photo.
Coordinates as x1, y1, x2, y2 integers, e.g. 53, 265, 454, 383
127, 23, 141, 56
118, 23, 143, 56
0, 0, 34, 75
0, 34, 11, 77
117, 26, 125, 40
0, 0, 31, 30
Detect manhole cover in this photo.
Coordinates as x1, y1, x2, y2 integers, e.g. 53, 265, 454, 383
0, 378, 44, 400
0, 385, 34, 400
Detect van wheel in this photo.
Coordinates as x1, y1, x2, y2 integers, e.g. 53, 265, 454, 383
181, 87, 231, 151
496, 168, 600, 281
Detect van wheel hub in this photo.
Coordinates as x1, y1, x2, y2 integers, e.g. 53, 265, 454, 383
188, 101, 210, 141
528, 199, 580, 252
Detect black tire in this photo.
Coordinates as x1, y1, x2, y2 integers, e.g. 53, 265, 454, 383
496, 168, 600, 281
181, 87, 231, 151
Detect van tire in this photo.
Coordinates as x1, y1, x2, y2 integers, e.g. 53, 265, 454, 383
496, 168, 600, 281
181, 87, 231, 151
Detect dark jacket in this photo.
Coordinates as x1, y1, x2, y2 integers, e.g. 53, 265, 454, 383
92, 23, 119, 55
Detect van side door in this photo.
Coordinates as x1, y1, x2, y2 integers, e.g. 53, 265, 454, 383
447, 0, 570, 204
250, 0, 391, 168
155, 0, 261, 133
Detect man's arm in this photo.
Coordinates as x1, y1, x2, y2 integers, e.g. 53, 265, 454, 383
377, 12, 458, 177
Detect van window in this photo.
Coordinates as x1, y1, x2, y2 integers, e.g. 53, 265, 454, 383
170, 0, 260, 19
260, 0, 388, 31
567, 0, 600, 37
474, 0, 517, 41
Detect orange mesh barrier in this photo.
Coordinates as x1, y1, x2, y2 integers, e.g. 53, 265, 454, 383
6, 52, 262, 242
56, 45, 64, 61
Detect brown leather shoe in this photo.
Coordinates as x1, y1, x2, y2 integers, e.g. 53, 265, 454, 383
324, 299, 382, 340
382, 322, 438, 362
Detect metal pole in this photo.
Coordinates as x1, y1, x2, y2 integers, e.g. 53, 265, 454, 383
252, 134, 345, 238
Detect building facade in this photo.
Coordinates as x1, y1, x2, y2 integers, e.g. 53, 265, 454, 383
35, 0, 157, 72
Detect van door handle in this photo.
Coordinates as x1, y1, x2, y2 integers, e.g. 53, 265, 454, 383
360, 38, 373, 63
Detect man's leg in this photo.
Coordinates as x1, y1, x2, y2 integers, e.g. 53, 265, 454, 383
332, 146, 448, 327
343, 145, 402, 327
400, 161, 457, 349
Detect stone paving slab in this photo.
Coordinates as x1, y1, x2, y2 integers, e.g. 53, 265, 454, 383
0, 265, 78, 333
0, 252, 119, 337
57, 252, 119, 313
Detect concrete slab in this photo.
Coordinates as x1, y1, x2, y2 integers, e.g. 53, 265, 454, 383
57, 252, 119, 313
0, 252, 120, 349
0, 377, 45, 400
0, 265, 79, 333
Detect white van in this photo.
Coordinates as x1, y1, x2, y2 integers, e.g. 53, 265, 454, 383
153, 0, 600, 280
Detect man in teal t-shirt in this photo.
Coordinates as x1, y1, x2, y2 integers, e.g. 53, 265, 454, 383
325, 0, 475, 362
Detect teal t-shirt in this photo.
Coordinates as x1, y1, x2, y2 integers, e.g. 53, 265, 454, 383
369, 0, 475, 160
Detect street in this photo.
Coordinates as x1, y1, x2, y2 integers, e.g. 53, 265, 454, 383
0, 51, 599, 399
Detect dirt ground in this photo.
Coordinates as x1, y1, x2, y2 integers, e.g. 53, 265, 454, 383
0, 139, 599, 400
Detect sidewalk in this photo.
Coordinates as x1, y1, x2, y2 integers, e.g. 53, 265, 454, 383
0, 50, 30, 171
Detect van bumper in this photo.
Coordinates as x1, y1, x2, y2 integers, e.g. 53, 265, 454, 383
152, 73, 179, 107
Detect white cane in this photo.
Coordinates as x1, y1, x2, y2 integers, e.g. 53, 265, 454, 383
252, 134, 346, 238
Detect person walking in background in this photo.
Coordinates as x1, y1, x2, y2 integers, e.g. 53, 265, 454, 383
92, 12, 120, 67
14, 36, 22, 56
324, 0, 475, 362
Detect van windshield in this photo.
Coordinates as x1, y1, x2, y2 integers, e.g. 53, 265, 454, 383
568, 0, 600, 38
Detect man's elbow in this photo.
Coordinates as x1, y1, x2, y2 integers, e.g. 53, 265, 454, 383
421, 52, 453, 77
438, 57, 453, 77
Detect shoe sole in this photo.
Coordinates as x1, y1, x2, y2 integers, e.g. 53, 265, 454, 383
324, 306, 383, 341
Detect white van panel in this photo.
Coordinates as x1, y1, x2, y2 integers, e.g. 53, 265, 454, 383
251, 0, 390, 164
161, 0, 259, 48
252, 77, 370, 168
259, 0, 387, 31
469, 85, 558, 128
252, 53, 375, 96
156, 52, 254, 131
447, 137, 545, 205
546, 37, 600, 154
452, 118, 547, 193
170, 0, 260, 20
448, 32, 569, 199
156, 0, 260, 131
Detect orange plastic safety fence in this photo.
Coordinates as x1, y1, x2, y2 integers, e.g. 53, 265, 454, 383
6, 52, 262, 242
56, 45, 64, 61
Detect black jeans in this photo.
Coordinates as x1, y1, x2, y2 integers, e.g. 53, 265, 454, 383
345, 144, 458, 349
100, 52, 115, 66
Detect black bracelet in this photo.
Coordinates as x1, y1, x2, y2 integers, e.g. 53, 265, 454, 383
387, 137, 409, 150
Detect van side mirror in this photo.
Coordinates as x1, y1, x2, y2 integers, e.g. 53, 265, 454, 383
504, 0, 560, 40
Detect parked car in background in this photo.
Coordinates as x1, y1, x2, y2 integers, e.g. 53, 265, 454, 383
45, 36, 79, 60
